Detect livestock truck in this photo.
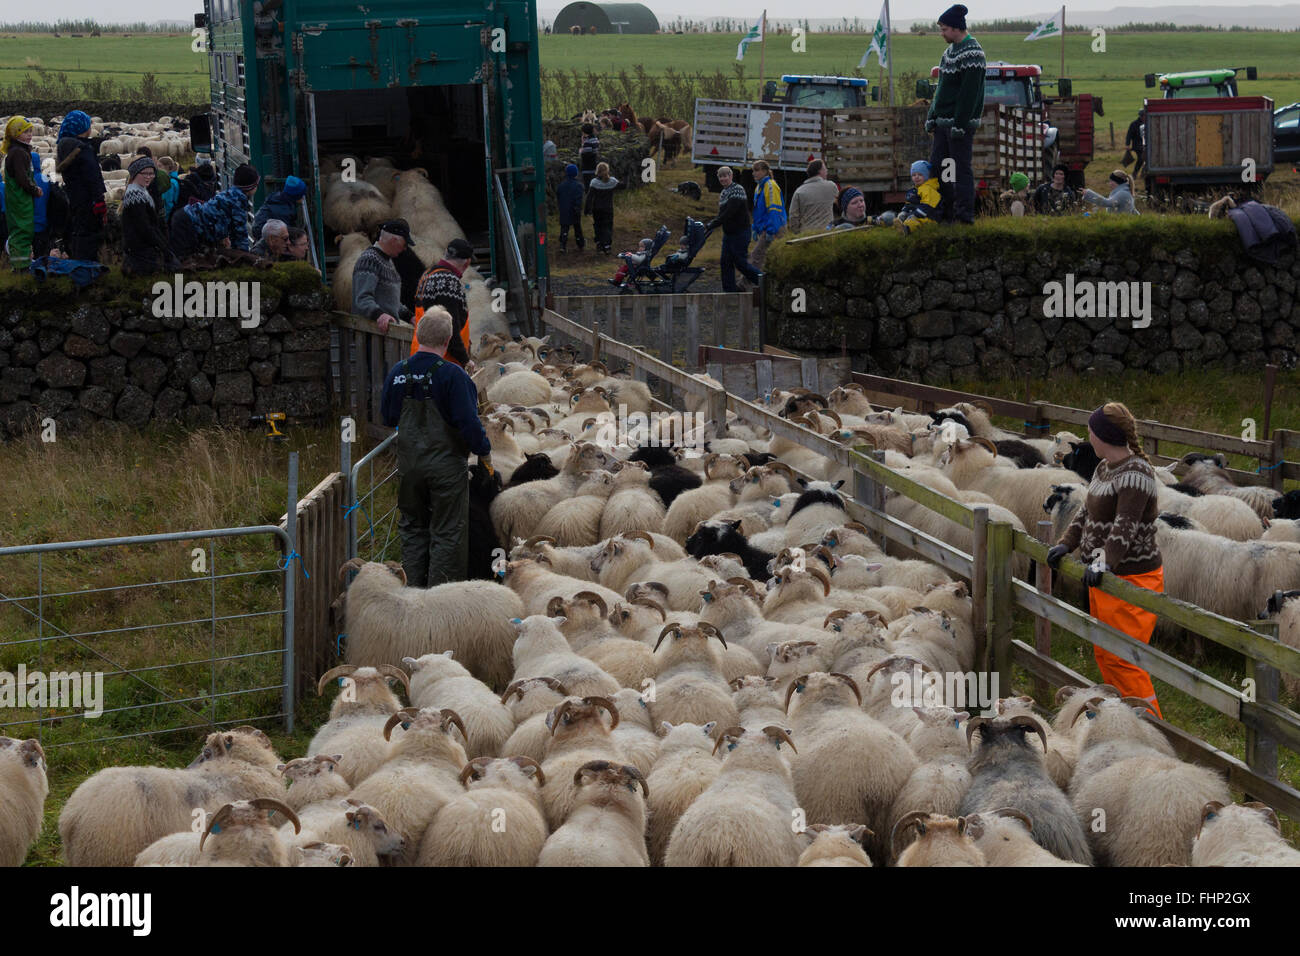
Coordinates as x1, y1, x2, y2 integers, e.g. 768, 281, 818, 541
692, 67, 1097, 209
191, 0, 548, 326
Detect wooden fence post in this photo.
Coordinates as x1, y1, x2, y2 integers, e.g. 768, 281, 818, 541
988, 521, 1015, 686
1033, 520, 1053, 703
1270, 429, 1286, 493
1246, 612, 1282, 797
707, 385, 728, 438
971, 506, 989, 673
867, 450, 887, 551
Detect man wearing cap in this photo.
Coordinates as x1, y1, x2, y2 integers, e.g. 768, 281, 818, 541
925, 4, 985, 225
381, 306, 493, 587
412, 237, 476, 366
352, 219, 415, 334
787, 159, 839, 234
253, 174, 307, 237
169, 162, 262, 260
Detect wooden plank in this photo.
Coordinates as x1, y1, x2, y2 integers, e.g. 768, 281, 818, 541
607, 298, 620, 340
685, 299, 700, 371
799, 357, 819, 393
847, 500, 976, 581
989, 522, 1016, 683
710, 296, 725, 348
755, 359, 773, 401
854, 372, 1036, 420
632, 296, 648, 349
659, 296, 674, 367
971, 507, 989, 672
582, 298, 597, 335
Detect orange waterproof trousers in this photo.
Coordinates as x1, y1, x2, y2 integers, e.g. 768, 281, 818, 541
1088, 565, 1165, 719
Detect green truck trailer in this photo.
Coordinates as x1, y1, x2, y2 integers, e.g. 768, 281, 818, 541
192, 0, 548, 324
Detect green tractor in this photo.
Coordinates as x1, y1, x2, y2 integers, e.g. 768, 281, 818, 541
1144, 67, 1258, 98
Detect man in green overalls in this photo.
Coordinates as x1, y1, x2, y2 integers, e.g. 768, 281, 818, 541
381, 306, 493, 587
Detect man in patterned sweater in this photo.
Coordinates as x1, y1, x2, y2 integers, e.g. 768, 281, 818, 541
169, 162, 260, 259
925, 5, 985, 225
1048, 402, 1165, 717
411, 237, 474, 367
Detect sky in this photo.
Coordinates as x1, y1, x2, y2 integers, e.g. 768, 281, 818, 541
25, 0, 1300, 25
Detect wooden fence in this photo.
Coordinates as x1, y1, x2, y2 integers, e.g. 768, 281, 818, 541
278, 470, 349, 700
699, 344, 851, 401
537, 305, 1300, 819
549, 292, 758, 369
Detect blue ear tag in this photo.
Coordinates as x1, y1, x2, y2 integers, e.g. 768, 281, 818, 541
1086, 711, 1096, 720
639, 698, 647, 708
832, 624, 841, 632
401, 721, 412, 730
510, 618, 522, 624
773, 500, 781, 508
796, 684, 805, 693
210, 823, 222, 834
953, 718, 961, 727
702, 593, 713, 603
1206, 811, 1217, 821
496, 570, 506, 580
353, 819, 362, 830
727, 742, 737, 751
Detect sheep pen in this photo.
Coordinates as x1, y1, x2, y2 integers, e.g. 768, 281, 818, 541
16, 330, 1300, 868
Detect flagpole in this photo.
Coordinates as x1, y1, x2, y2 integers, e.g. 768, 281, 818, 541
758, 10, 767, 101
1060, 5, 1065, 81
886, 0, 894, 105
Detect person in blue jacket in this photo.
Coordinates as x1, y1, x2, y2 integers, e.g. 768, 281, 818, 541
169, 163, 260, 259
556, 163, 585, 252
156, 156, 181, 222
749, 159, 786, 271
252, 174, 306, 237
55, 110, 106, 261
381, 306, 493, 586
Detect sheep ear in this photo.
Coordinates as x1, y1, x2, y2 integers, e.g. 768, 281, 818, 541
550, 615, 568, 626
701, 721, 717, 735
659, 721, 674, 734
797, 478, 808, 488
766, 642, 780, 662
442, 650, 454, 658
833, 479, 845, 490
730, 519, 743, 531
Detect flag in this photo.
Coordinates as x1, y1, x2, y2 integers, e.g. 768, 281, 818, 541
859, 3, 890, 69
1025, 6, 1064, 41
737, 11, 765, 61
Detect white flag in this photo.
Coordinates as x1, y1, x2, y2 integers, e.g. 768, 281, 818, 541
1025, 6, 1064, 41
737, 11, 765, 61
859, 3, 890, 69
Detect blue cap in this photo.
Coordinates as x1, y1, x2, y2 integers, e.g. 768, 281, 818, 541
565, 163, 579, 178
911, 160, 932, 178
283, 175, 307, 198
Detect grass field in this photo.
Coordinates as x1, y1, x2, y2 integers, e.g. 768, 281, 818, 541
3, 29, 1299, 124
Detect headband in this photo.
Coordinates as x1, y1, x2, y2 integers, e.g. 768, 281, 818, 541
1088, 406, 1128, 447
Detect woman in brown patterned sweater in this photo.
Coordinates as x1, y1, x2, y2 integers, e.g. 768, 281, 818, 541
1047, 402, 1164, 717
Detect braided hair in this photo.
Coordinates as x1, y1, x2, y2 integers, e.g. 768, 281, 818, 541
1101, 401, 1150, 465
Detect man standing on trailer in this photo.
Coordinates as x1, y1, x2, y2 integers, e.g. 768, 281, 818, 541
925, 4, 985, 225
411, 237, 475, 367
352, 219, 415, 334
381, 307, 493, 587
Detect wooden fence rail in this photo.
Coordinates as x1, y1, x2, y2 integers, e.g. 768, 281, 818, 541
278, 471, 349, 700
533, 308, 1300, 820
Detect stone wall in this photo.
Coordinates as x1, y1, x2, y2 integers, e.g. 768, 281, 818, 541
0, 265, 333, 438
765, 220, 1300, 383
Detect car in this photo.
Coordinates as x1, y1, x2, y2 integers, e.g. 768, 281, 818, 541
1275, 102, 1300, 167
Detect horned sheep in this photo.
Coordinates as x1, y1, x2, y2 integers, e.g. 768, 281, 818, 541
1192, 800, 1300, 867
797, 823, 874, 866
0, 737, 47, 867
417, 756, 549, 866
307, 664, 409, 786
538, 760, 650, 867
404, 651, 516, 759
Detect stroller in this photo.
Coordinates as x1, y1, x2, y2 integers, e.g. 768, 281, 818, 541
609, 225, 671, 294
611, 218, 712, 294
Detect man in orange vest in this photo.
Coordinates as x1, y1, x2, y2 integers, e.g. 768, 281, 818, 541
411, 237, 475, 368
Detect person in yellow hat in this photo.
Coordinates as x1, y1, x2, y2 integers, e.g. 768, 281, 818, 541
3, 117, 43, 271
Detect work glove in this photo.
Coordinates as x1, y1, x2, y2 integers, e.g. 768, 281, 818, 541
924, 119, 936, 134
1082, 555, 1109, 589
950, 126, 966, 140
480, 454, 494, 477
1045, 544, 1069, 570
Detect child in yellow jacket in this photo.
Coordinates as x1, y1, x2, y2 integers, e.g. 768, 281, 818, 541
896, 160, 941, 234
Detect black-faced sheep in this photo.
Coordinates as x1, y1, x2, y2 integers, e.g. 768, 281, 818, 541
686, 518, 774, 581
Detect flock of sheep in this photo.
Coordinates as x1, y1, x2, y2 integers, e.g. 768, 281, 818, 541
8, 340, 1299, 867
3, 114, 193, 203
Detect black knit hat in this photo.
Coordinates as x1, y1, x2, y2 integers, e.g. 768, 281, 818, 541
446, 237, 474, 260
938, 4, 968, 29
233, 163, 260, 190
127, 156, 156, 180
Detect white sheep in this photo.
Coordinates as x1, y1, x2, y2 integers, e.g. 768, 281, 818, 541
510, 614, 621, 698
277, 754, 349, 813
534, 470, 617, 546
339, 558, 522, 689
289, 799, 407, 867
648, 622, 741, 730
323, 179, 393, 235
964, 807, 1085, 866
60, 726, 283, 867
330, 231, 371, 311
404, 651, 515, 758
599, 462, 668, 540
609, 686, 662, 775
347, 706, 470, 864
1180, 454, 1281, 521
538, 760, 650, 866
797, 824, 874, 866
307, 664, 409, 786
136, 798, 300, 868
417, 756, 549, 866
785, 671, 917, 860
499, 676, 571, 762
644, 721, 720, 865
538, 695, 626, 827
665, 725, 802, 867
891, 811, 986, 866
1192, 800, 1300, 866
291, 841, 356, 867
0, 737, 47, 867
